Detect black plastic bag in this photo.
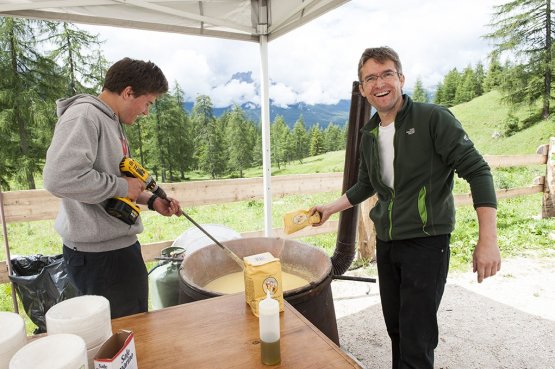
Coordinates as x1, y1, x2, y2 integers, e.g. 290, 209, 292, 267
9, 254, 79, 334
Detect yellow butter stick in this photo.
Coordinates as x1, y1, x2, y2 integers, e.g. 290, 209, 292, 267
283, 209, 321, 235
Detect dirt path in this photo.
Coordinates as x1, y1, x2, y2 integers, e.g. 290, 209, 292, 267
332, 253, 555, 369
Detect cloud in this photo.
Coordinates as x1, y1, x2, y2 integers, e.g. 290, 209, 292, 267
163, 49, 214, 99
81, 0, 505, 106
269, 82, 299, 108
210, 79, 258, 108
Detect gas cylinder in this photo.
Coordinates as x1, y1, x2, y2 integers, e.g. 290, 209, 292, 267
149, 246, 185, 310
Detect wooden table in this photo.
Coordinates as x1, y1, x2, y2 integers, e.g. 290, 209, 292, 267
111, 293, 365, 369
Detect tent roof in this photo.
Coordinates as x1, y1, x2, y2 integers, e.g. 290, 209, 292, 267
0, 0, 350, 42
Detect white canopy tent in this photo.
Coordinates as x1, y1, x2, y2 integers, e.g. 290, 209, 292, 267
0, 0, 351, 236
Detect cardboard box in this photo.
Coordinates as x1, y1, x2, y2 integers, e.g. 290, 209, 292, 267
94, 330, 137, 369
243, 252, 284, 317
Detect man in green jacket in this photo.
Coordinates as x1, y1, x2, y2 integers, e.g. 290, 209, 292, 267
311, 46, 501, 369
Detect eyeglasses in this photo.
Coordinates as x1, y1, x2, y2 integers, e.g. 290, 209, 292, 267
360, 70, 401, 87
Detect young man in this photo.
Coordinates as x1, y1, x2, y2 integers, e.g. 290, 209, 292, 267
311, 47, 501, 369
43, 58, 181, 318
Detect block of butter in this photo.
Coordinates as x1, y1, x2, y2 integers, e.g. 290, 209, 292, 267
283, 209, 321, 235
243, 252, 284, 317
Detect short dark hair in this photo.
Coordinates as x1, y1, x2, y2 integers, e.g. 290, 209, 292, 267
103, 57, 168, 96
358, 47, 403, 81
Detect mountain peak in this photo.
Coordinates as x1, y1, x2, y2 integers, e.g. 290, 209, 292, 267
229, 71, 254, 84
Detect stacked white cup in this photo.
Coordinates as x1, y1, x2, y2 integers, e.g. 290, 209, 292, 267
0, 312, 27, 369
9, 333, 87, 369
45, 295, 112, 367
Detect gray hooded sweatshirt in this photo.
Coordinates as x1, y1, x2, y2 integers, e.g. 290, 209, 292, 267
43, 94, 144, 252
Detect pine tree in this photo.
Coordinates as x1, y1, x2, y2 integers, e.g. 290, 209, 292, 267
48, 22, 107, 96
454, 66, 478, 104
226, 105, 253, 177
482, 54, 504, 92
309, 124, 324, 157
152, 99, 170, 181
145, 84, 194, 181
0, 17, 64, 189
170, 83, 194, 180
323, 122, 344, 152
251, 123, 263, 167
441, 68, 461, 107
474, 62, 485, 97
484, 0, 554, 119
291, 115, 309, 163
412, 78, 429, 103
434, 82, 445, 105
192, 95, 226, 178
270, 116, 289, 170
191, 95, 215, 171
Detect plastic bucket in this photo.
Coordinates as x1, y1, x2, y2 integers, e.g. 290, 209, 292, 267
171, 224, 241, 255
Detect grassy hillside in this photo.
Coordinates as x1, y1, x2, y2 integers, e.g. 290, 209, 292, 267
243, 150, 346, 177
451, 90, 554, 155
237, 90, 553, 178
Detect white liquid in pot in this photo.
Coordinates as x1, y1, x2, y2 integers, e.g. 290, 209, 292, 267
204, 271, 309, 294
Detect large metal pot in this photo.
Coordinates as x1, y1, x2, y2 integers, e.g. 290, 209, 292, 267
178, 237, 340, 345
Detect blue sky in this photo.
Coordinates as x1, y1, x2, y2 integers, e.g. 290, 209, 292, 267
83, 0, 506, 108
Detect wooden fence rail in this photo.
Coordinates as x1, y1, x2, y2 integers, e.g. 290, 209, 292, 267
1, 141, 553, 286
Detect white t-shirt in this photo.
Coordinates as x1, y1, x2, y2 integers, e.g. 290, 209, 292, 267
378, 122, 395, 188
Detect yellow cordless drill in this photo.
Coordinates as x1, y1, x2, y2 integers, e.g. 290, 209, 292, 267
105, 157, 167, 225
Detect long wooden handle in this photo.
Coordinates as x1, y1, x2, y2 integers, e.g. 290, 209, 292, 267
180, 212, 245, 269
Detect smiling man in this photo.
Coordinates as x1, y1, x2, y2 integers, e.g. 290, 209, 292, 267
43, 58, 180, 319
310, 47, 501, 369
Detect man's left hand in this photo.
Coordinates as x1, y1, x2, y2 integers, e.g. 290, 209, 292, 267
153, 196, 181, 216
473, 238, 501, 283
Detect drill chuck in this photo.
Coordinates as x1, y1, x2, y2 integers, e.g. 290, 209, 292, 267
151, 185, 167, 200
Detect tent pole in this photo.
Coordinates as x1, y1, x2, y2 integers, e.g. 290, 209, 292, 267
0, 190, 18, 313
259, 34, 273, 236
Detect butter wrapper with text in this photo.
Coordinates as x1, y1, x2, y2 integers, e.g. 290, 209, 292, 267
283, 209, 321, 234
244, 252, 284, 316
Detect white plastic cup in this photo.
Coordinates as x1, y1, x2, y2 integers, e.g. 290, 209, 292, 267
46, 295, 112, 348
0, 312, 27, 369
9, 333, 87, 369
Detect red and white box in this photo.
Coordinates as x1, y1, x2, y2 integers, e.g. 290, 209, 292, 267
94, 330, 137, 369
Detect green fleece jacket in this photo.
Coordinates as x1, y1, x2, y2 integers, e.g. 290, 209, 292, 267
345, 95, 496, 241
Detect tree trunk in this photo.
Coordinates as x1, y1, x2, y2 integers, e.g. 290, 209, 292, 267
543, 0, 551, 119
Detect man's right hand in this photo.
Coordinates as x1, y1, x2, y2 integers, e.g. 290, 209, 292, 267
125, 177, 145, 200
309, 206, 328, 226
310, 194, 354, 227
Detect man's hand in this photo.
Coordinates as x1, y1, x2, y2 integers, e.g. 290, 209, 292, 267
152, 196, 181, 217
125, 177, 145, 200
473, 238, 501, 283
473, 207, 501, 283
309, 194, 353, 227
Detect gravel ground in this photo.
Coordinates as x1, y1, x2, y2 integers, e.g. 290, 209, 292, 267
332, 253, 555, 369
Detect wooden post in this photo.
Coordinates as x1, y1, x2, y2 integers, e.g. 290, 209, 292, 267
541, 138, 555, 218
356, 195, 377, 262
0, 190, 18, 312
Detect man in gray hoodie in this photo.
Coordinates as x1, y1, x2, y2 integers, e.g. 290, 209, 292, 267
43, 58, 181, 318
